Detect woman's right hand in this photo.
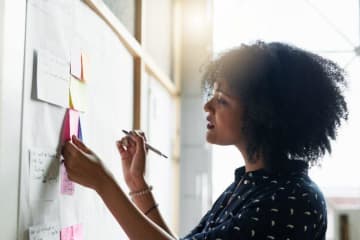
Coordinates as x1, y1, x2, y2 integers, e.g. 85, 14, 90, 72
116, 130, 149, 191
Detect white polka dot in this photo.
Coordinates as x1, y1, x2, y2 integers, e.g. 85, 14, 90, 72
287, 224, 294, 229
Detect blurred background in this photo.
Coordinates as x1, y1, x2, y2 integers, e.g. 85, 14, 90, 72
106, 0, 359, 238
1, 0, 359, 239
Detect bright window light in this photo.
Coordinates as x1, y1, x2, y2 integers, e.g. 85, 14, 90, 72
212, 0, 360, 200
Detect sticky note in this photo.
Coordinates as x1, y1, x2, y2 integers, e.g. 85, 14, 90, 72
70, 47, 82, 79
81, 52, 89, 82
29, 223, 60, 240
62, 108, 80, 143
69, 76, 87, 112
36, 49, 70, 107
29, 149, 59, 201
61, 224, 83, 240
60, 164, 74, 195
72, 224, 84, 240
60, 109, 80, 195
78, 118, 83, 141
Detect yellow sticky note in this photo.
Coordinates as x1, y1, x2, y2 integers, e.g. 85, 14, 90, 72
69, 76, 87, 112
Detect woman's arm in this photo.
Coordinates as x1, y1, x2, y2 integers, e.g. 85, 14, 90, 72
62, 135, 177, 240
95, 172, 176, 240
127, 179, 177, 238
116, 131, 177, 238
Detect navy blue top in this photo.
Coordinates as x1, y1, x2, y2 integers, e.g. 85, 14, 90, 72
181, 160, 327, 240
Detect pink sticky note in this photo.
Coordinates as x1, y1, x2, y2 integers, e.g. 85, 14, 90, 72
60, 109, 80, 195
62, 109, 80, 143
60, 225, 72, 240
60, 224, 83, 240
72, 224, 83, 240
60, 164, 74, 195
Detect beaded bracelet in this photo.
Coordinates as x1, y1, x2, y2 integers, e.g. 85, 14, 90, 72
144, 203, 159, 216
129, 185, 153, 198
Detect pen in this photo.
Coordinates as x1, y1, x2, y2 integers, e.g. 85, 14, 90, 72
121, 130, 168, 159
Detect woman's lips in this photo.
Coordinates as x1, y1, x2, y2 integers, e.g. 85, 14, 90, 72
206, 116, 215, 129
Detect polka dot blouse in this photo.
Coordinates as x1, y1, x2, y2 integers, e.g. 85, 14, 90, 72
181, 160, 327, 240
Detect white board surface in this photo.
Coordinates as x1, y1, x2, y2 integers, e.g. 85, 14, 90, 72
18, 0, 134, 239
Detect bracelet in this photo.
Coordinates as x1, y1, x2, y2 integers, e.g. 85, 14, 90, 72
144, 203, 159, 215
129, 185, 153, 198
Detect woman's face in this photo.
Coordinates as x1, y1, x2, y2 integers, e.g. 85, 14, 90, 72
204, 80, 244, 146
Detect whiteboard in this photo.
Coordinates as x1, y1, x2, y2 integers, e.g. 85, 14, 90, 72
19, 0, 134, 239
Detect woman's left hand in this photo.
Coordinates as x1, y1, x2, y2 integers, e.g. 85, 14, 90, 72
62, 135, 108, 191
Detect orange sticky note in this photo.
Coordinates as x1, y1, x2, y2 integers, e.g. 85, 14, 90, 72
81, 52, 89, 82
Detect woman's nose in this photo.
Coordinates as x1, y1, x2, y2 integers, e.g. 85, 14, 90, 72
204, 98, 213, 112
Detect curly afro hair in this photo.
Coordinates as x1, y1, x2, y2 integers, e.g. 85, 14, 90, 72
202, 41, 348, 173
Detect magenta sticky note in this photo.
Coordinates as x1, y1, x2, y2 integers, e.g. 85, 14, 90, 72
61, 224, 83, 240
60, 164, 74, 195
62, 109, 80, 143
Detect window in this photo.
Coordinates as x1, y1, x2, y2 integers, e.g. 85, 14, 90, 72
212, 0, 360, 200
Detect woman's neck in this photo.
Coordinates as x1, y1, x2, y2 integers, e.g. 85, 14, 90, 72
244, 160, 265, 172
235, 143, 265, 172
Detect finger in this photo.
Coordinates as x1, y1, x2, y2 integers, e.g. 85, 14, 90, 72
117, 137, 127, 148
121, 135, 136, 147
62, 141, 77, 160
130, 131, 147, 155
116, 141, 132, 163
129, 130, 142, 144
62, 141, 82, 169
116, 140, 126, 153
134, 132, 148, 153
134, 130, 147, 141
72, 135, 92, 154
126, 135, 136, 148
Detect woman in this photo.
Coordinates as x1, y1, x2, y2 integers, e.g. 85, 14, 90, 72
62, 41, 348, 239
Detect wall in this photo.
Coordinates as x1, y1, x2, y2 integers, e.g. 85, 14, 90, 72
0, 0, 27, 239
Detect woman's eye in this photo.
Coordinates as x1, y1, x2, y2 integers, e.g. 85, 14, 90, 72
216, 97, 227, 105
